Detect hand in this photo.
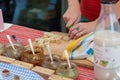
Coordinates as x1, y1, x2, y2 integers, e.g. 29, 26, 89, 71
63, 3, 81, 28
68, 21, 96, 39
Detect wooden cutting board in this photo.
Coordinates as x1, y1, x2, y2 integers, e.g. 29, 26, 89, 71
50, 31, 94, 69
33, 31, 94, 69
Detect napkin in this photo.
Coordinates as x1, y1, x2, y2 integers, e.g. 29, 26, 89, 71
0, 23, 13, 32
62, 32, 94, 62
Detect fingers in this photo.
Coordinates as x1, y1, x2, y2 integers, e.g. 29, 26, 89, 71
68, 26, 84, 39
67, 22, 95, 40
68, 24, 81, 34
66, 19, 75, 28
68, 28, 79, 39
63, 15, 75, 29
73, 17, 80, 25
74, 31, 86, 39
63, 13, 80, 29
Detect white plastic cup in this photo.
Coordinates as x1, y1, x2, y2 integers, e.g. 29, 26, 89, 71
0, 9, 4, 30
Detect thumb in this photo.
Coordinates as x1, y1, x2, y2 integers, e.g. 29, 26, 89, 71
66, 19, 75, 29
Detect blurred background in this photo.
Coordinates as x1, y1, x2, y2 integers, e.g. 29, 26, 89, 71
0, 0, 68, 32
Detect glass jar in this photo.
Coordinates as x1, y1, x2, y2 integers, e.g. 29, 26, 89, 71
56, 61, 79, 79
21, 46, 44, 66
41, 54, 61, 70
0, 43, 5, 55
3, 42, 25, 60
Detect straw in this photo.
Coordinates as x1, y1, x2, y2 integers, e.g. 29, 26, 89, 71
28, 38, 35, 55
64, 50, 71, 69
6, 35, 16, 50
46, 42, 53, 62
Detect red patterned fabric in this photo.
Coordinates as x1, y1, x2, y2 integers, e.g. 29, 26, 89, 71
0, 25, 95, 80
76, 66, 94, 80
0, 25, 44, 45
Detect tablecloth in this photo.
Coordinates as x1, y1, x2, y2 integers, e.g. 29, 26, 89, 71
0, 24, 95, 80
0, 24, 44, 45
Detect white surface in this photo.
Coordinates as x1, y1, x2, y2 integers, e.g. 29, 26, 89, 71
0, 23, 13, 32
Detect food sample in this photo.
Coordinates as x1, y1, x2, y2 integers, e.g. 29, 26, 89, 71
0, 43, 5, 55
21, 46, 44, 66
3, 42, 25, 60
35, 32, 70, 45
41, 54, 61, 70
2, 69, 10, 77
56, 62, 79, 79
13, 75, 20, 80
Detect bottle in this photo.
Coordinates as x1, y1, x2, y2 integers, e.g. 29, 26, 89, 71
94, 0, 120, 80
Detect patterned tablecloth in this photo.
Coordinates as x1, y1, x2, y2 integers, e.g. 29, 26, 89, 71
0, 62, 44, 80
0, 24, 95, 80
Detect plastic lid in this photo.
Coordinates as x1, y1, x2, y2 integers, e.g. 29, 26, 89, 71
100, 0, 117, 4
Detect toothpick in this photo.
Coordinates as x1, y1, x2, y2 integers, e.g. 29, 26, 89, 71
6, 35, 15, 50
64, 50, 71, 69
28, 39, 35, 55
46, 42, 53, 62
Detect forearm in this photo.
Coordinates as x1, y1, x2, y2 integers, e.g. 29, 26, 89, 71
68, 0, 80, 7
67, 0, 81, 19
115, 0, 120, 19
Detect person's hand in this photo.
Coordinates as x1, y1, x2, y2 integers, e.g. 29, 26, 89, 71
63, 3, 81, 28
68, 21, 96, 39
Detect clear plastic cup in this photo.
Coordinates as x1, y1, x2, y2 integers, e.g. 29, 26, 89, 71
41, 54, 61, 70
3, 42, 25, 60
56, 61, 79, 79
21, 46, 44, 66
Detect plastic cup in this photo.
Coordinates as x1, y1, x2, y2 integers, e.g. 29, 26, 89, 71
56, 61, 79, 79
41, 54, 61, 70
3, 42, 25, 60
21, 46, 44, 66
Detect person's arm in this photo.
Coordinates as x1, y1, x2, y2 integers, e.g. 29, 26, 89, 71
115, 0, 120, 19
68, 0, 120, 40
63, 0, 81, 28
68, 20, 97, 39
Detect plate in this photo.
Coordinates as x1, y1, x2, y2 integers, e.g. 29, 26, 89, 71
0, 62, 44, 80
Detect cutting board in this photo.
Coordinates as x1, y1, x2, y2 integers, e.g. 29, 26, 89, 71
50, 31, 94, 69
33, 31, 94, 69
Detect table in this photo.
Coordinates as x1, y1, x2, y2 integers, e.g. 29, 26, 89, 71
0, 24, 44, 45
0, 24, 95, 80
